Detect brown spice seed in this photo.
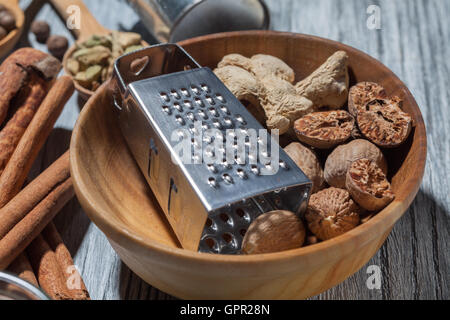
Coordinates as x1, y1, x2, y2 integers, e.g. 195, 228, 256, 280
346, 158, 395, 211
242, 210, 305, 254
31, 20, 51, 43
305, 187, 360, 241
294, 110, 355, 149
0, 10, 16, 32
357, 97, 413, 148
47, 35, 69, 60
348, 81, 387, 116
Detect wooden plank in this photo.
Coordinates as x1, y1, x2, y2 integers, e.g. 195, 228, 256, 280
14, 0, 448, 300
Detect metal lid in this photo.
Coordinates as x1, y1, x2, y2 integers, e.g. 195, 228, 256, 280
128, 0, 270, 43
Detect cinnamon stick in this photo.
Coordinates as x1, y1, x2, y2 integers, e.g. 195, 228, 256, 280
42, 222, 90, 300
0, 177, 74, 269
0, 48, 60, 126
0, 151, 70, 239
0, 75, 74, 208
0, 73, 49, 176
26, 234, 72, 300
7, 252, 39, 287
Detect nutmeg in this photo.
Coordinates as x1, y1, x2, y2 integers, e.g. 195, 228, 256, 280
46, 35, 69, 60
242, 210, 305, 254
0, 10, 16, 32
31, 20, 51, 43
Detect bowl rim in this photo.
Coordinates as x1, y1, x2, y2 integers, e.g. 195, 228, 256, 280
70, 30, 427, 265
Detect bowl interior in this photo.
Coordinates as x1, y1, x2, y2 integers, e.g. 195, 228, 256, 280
71, 31, 426, 260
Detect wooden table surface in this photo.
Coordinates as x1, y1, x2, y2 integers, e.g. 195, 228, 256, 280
12, 0, 449, 300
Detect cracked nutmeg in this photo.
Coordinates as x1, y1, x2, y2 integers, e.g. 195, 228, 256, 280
305, 187, 360, 241
357, 97, 413, 148
241, 210, 305, 254
348, 81, 387, 116
324, 139, 387, 189
293, 110, 355, 149
346, 158, 395, 211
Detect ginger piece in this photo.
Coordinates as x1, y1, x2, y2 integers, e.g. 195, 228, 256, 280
214, 65, 260, 107
217, 53, 251, 70
295, 51, 349, 109
217, 53, 295, 83
259, 76, 314, 134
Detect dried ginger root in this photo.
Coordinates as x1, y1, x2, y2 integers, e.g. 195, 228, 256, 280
215, 54, 310, 134
295, 51, 349, 110
258, 76, 313, 134
217, 53, 295, 83
214, 51, 349, 134
213, 65, 260, 107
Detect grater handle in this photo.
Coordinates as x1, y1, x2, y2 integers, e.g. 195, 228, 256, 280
111, 44, 201, 99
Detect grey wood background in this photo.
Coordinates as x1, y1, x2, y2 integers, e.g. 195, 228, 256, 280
12, 0, 449, 300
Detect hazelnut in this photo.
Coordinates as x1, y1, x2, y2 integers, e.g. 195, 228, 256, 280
242, 210, 305, 254
31, 20, 51, 43
46, 35, 69, 60
0, 10, 16, 32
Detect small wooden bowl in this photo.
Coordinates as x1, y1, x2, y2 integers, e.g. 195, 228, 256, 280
70, 31, 427, 299
0, 0, 24, 60
50, 0, 147, 100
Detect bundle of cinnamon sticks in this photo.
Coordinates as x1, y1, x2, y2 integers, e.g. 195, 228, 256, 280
0, 48, 90, 300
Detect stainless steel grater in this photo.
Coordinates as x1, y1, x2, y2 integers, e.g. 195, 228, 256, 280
110, 44, 312, 254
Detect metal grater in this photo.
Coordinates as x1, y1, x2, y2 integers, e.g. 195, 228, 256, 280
110, 44, 312, 254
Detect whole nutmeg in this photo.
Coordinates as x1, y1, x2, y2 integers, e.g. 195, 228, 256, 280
31, 20, 51, 43
305, 187, 360, 241
242, 210, 305, 254
46, 35, 69, 60
0, 10, 16, 32
324, 139, 387, 189
0, 26, 7, 41
284, 142, 325, 193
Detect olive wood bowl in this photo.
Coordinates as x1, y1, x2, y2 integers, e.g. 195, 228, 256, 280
0, 0, 24, 60
49, 0, 147, 101
70, 31, 427, 299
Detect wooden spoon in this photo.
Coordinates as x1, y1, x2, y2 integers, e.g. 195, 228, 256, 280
0, 0, 25, 59
49, 0, 146, 100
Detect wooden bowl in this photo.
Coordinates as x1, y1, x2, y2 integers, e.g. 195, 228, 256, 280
70, 31, 427, 299
0, 0, 24, 60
